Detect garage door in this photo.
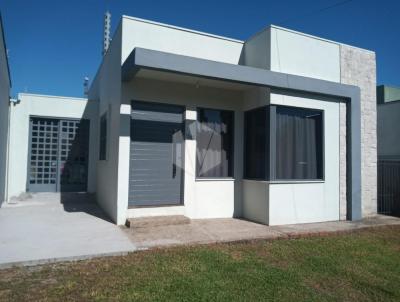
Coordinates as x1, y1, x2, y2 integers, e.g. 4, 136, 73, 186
28, 117, 90, 192
129, 101, 184, 207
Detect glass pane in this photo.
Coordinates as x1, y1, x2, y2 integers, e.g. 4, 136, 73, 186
196, 108, 234, 178
275, 106, 323, 180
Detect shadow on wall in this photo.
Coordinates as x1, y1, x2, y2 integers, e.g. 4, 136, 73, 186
58, 104, 112, 222
24, 101, 109, 222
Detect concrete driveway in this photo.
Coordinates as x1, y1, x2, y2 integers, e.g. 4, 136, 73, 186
0, 193, 136, 268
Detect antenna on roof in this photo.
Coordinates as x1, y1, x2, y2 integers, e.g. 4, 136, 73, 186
103, 11, 111, 56
83, 77, 89, 97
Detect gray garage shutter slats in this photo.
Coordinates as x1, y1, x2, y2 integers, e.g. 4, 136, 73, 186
129, 101, 184, 207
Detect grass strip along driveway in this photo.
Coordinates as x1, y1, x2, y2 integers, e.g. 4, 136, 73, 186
1, 225, 399, 301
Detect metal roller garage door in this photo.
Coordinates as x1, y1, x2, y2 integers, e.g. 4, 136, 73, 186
28, 117, 90, 192
129, 101, 184, 207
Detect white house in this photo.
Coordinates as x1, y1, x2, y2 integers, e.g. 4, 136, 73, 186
5, 15, 377, 226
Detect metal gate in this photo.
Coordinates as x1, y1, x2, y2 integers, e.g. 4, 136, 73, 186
378, 160, 400, 217
129, 101, 185, 207
28, 117, 90, 192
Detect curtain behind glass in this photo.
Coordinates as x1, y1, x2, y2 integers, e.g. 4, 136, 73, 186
275, 107, 323, 180
196, 109, 233, 177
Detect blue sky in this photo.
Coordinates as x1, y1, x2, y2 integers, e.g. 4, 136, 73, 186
1, 0, 399, 98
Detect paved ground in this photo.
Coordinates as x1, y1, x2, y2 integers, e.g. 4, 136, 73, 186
2, 193, 400, 268
0, 193, 136, 269
124, 215, 400, 249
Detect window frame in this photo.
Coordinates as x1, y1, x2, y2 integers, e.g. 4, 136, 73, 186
243, 105, 325, 182
196, 107, 235, 179
270, 105, 325, 182
99, 112, 108, 161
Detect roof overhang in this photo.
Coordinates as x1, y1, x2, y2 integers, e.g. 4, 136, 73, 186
122, 47, 362, 221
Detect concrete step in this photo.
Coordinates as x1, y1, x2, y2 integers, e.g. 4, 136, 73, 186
126, 215, 190, 229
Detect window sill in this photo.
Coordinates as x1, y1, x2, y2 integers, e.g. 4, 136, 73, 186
195, 177, 235, 182
243, 179, 325, 184
269, 180, 325, 184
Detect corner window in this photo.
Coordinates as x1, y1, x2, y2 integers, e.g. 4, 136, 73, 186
196, 108, 234, 178
243, 105, 324, 181
99, 113, 107, 160
274, 106, 323, 180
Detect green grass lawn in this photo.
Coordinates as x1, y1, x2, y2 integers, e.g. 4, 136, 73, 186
1, 226, 399, 302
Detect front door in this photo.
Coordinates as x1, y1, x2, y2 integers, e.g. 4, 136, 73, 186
129, 101, 185, 207
28, 117, 90, 192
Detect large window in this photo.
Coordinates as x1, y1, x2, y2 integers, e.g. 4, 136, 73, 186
274, 106, 323, 180
196, 108, 234, 178
243, 105, 324, 181
99, 113, 107, 160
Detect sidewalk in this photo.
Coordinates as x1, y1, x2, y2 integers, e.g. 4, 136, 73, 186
123, 215, 400, 249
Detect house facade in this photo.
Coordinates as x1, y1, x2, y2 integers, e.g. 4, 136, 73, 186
5, 16, 377, 226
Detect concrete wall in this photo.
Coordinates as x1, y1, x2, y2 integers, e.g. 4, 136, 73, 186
242, 29, 270, 69
269, 26, 340, 82
7, 94, 98, 200
378, 102, 400, 159
340, 45, 377, 216
88, 24, 123, 224
121, 16, 243, 65
0, 17, 10, 206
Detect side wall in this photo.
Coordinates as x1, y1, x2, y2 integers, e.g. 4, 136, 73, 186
340, 45, 377, 216
0, 17, 10, 205
88, 24, 123, 224
7, 94, 98, 199
269, 26, 341, 82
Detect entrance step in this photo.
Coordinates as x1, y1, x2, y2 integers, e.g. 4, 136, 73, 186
126, 215, 190, 229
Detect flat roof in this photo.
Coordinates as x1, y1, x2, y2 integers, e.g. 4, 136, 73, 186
19, 92, 88, 101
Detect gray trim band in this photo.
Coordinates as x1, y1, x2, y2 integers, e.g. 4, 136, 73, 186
122, 47, 362, 221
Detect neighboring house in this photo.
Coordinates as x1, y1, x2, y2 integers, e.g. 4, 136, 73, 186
0, 13, 11, 207
5, 15, 378, 226
377, 85, 400, 216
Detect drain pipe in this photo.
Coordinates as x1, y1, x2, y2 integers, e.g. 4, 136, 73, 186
5, 97, 18, 204
4, 98, 12, 204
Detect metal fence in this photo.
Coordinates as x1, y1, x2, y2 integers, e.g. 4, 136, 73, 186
378, 160, 400, 217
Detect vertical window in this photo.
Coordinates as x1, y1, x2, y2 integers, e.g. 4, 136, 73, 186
244, 107, 269, 179
275, 106, 323, 180
196, 108, 234, 178
99, 113, 107, 160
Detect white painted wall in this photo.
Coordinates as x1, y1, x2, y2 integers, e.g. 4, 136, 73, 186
0, 18, 10, 206
88, 24, 123, 224
242, 180, 269, 224
268, 93, 340, 225
7, 94, 98, 200
121, 16, 243, 65
269, 26, 340, 82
